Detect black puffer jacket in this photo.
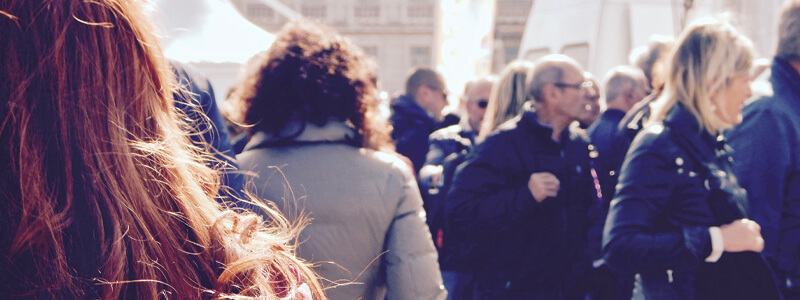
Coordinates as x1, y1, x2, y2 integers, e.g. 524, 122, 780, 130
444, 110, 595, 299
603, 104, 781, 300
390, 95, 438, 174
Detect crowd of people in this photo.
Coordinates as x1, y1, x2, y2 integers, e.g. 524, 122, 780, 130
2, 0, 800, 299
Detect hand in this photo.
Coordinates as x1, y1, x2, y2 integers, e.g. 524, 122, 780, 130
419, 165, 444, 187
528, 172, 559, 202
720, 219, 764, 253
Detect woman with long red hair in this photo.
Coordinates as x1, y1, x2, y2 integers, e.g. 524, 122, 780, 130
0, 0, 322, 298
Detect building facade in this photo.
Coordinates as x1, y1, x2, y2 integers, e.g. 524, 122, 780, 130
232, 0, 438, 95
493, 0, 534, 72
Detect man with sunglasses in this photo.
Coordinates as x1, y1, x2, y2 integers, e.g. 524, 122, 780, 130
391, 66, 450, 175
417, 76, 495, 299
444, 54, 597, 299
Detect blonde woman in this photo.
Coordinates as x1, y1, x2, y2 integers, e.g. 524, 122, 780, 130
602, 18, 781, 299
478, 60, 533, 141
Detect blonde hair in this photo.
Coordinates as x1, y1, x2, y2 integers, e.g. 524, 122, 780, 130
479, 60, 533, 139
649, 17, 754, 133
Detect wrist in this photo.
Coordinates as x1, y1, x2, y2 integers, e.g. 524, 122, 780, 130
705, 226, 724, 262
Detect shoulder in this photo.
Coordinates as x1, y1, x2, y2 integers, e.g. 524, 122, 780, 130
628, 123, 678, 157
567, 122, 590, 144
478, 122, 520, 151
364, 150, 417, 179
429, 124, 463, 141
734, 94, 800, 143
742, 94, 798, 122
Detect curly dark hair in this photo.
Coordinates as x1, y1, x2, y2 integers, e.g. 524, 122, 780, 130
229, 19, 392, 151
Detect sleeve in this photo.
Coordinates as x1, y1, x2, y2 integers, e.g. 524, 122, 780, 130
705, 227, 724, 263
444, 135, 539, 235
727, 106, 791, 259
392, 116, 430, 174
423, 135, 448, 167
383, 166, 447, 300
602, 134, 712, 275
170, 62, 246, 204
419, 136, 447, 191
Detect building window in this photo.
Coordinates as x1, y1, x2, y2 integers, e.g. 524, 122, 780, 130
355, 5, 380, 18
561, 43, 590, 70
524, 48, 550, 62
407, 4, 434, 19
410, 46, 431, 66
301, 4, 327, 19
497, 2, 530, 19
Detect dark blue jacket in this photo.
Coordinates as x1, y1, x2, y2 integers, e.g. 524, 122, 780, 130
586, 109, 627, 258
445, 110, 595, 299
171, 62, 245, 203
390, 95, 438, 174
604, 104, 780, 300
728, 57, 800, 290
420, 124, 476, 268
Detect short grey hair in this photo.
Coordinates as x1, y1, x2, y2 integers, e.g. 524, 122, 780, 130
777, 0, 800, 61
603, 65, 646, 104
462, 76, 497, 102
527, 54, 581, 102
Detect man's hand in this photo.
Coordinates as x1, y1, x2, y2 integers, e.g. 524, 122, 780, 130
720, 219, 764, 253
419, 165, 444, 187
528, 172, 560, 202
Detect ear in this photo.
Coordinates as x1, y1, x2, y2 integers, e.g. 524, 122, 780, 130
623, 89, 635, 104
415, 85, 430, 101
543, 83, 559, 104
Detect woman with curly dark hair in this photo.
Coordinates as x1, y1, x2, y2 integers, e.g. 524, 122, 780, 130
229, 20, 446, 300
0, 0, 322, 298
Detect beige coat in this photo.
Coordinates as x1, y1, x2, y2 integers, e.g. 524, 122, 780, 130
237, 122, 446, 300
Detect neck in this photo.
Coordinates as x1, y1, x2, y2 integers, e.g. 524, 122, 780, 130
790, 60, 800, 75
414, 96, 441, 121
468, 119, 481, 136
534, 103, 570, 142
606, 99, 629, 112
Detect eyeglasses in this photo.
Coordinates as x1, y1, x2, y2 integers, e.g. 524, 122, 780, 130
426, 85, 448, 99
476, 99, 489, 109
553, 81, 593, 91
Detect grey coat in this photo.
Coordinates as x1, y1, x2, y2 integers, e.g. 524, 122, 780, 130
237, 121, 446, 300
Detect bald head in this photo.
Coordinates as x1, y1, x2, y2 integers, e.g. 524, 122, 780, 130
527, 54, 584, 103
463, 76, 496, 133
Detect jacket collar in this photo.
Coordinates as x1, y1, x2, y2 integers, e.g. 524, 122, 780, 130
770, 57, 800, 104
391, 94, 434, 120
518, 109, 573, 143
601, 108, 627, 122
243, 120, 357, 151
664, 103, 721, 162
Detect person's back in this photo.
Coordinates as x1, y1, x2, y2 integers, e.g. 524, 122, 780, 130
727, 2, 800, 297
238, 125, 438, 299
230, 20, 446, 300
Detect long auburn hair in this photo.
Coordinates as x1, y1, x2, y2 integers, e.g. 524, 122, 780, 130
227, 20, 393, 152
0, 0, 322, 299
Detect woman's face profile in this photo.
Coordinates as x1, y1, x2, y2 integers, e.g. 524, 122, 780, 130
715, 73, 752, 126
